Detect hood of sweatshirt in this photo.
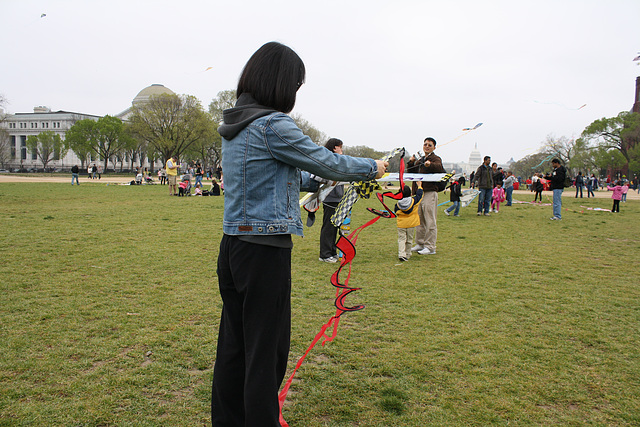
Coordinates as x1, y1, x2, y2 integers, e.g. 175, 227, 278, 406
217, 93, 278, 140
397, 196, 413, 210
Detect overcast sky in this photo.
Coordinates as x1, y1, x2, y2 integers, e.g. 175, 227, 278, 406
2, 0, 639, 164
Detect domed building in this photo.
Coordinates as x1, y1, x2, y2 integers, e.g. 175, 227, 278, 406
2, 84, 176, 172
116, 84, 176, 120
468, 143, 482, 168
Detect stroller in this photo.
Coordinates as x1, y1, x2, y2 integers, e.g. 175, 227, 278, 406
178, 174, 192, 196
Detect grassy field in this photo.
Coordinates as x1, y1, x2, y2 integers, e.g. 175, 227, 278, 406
1, 182, 639, 426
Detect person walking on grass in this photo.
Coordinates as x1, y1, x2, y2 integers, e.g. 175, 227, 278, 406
491, 184, 505, 213
586, 173, 595, 198
575, 171, 584, 198
444, 177, 462, 217
71, 164, 80, 185
473, 156, 493, 216
544, 158, 567, 220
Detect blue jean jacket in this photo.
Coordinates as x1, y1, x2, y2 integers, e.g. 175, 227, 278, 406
221, 112, 378, 237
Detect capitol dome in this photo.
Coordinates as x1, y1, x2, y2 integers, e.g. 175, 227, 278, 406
132, 84, 175, 106
468, 143, 482, 166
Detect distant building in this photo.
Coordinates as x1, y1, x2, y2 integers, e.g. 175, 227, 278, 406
2, 107, 100, 171
1, 84, 174, 172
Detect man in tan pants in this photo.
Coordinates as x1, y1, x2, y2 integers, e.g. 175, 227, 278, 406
409, 137, 445, 255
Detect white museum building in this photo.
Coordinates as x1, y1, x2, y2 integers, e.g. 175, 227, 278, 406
1, 84, 175, 172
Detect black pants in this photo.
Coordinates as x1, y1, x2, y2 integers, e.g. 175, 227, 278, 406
319, 202, 339, 259
212, 235, 291, 426
534, 190, 542, 202
612, 199, 620, 212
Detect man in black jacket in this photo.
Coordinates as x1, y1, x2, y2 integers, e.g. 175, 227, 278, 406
544, 158, 566, 220
473, 156, 493, 215
71, 165, 80, 185
409, 137, 445, 255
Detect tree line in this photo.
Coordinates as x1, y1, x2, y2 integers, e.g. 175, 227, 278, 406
7, 89, 640, 178
509, 111, 640, 179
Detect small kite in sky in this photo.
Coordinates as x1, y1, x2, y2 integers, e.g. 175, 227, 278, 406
634, 53, 640, 64
204, 67, 213, 72
462, 122, 483, 131
40, 13, 47, 18
534, 100, 587, 110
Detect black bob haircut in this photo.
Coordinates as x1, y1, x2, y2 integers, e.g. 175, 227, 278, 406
237, 41, 306, 114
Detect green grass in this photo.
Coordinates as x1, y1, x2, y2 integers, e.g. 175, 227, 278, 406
1, 182, 639, 426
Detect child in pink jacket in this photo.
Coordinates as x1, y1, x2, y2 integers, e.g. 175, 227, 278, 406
621, 182, 629, 202
491, 185, 505, 213
607, 180, 623, 212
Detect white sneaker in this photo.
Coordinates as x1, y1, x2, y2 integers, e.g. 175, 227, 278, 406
444, 209, 450, 216
319, 256, 338, 263
417, 248, 436, 255
411, 245, 424, 252
477, 212, 482, 216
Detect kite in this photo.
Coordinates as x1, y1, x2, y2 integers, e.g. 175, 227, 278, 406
437, 188, 480, 208
633, 53, 640, 63
204, 66, 213, 71
40, 13, 47, 18
462, 122, 483, 131
280, 148, 408, 426
377, 172, 452, 182
438, 122, 484, 148
533, 100, 587, 110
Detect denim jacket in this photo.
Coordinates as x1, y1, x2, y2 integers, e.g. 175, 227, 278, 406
221, 112, 377, 237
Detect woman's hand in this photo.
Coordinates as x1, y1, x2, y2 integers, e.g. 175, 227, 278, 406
375, 160, 388, 179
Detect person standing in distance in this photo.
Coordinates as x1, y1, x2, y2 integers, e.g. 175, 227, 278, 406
212, 41, 388, 427
318, 138, 346, 263
474, 156, 494, 215
411, 137, 445, 255
165, 156, 179, 196
544, 158, 567, 220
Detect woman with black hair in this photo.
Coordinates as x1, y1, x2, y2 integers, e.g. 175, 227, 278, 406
212, 41, 387, 426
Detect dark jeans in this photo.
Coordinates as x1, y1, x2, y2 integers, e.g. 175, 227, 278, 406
575, 185, 583, 198
212, 235, 291, 426
612, 199, 620, 212
477, 188, 491, 213
319, 202, 339, 258
505, 186, 513, 206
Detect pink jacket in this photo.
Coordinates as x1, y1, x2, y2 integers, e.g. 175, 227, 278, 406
622, 185, 629, 194
492, 187, 505, 202
608, 185, 623, 200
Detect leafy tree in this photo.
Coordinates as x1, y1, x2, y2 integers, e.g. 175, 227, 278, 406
580, 111, 640, 165
26, 131, 66, 170
510, 152, 553, 178
290, 113, 327, 145
208, 90, 236, 124
92, 115, 134, 171
0, 94, 10, 167
540, 135, 580, 168
342, 145, 385, 159
129, 94, 215, 163
64, 119, 97, 169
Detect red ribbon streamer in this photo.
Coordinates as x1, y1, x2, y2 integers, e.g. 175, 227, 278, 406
278, 151, 406, 426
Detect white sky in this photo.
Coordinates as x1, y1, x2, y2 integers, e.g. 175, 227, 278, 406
2, 0, 639, 164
